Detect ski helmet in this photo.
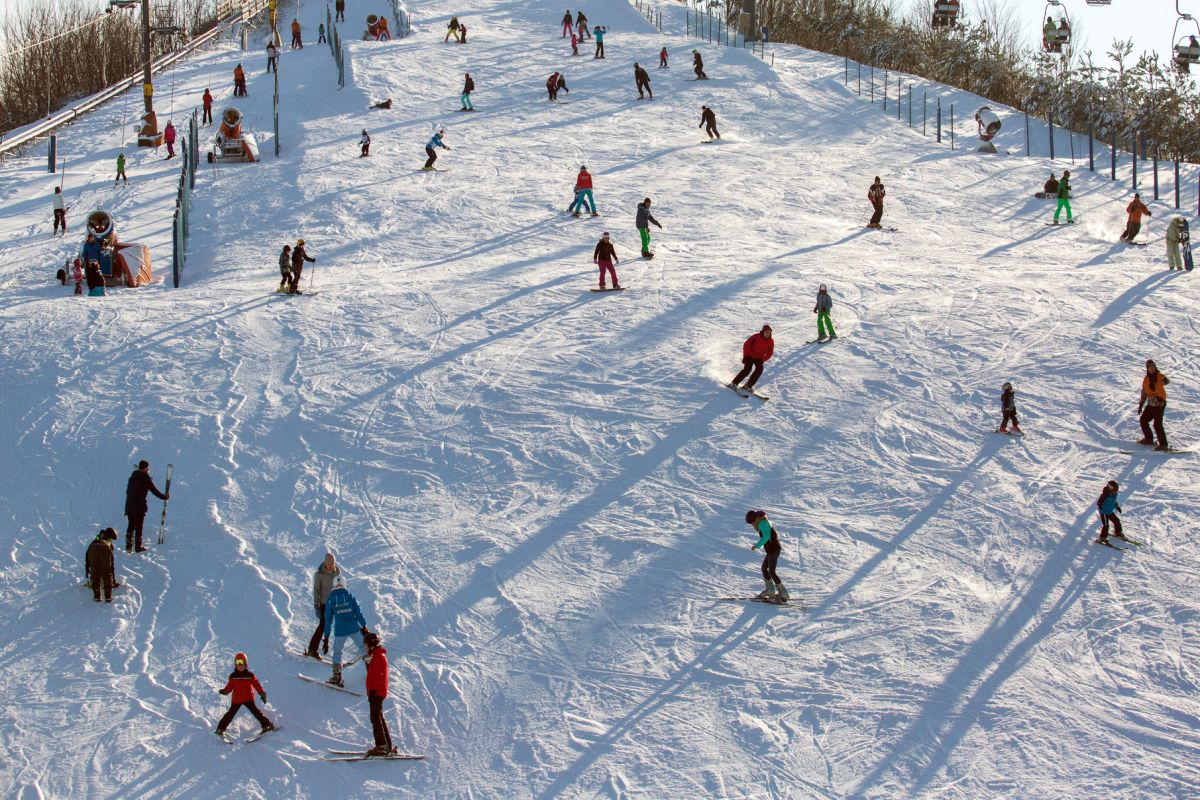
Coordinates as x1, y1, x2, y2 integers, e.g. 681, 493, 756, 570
296, 239, 305, 246
234, 652, 248, 667
362, 129, 367, 135
745, 510, 765, 524
334, 575, 346, 588
1002, 382, 1012, 391
819, 283, 827, 292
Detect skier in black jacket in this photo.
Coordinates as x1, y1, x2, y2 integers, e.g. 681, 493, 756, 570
125, 460, 167, 553
634, 63, 652, 99
692, 49, 707, 79
700, 105, 720, 140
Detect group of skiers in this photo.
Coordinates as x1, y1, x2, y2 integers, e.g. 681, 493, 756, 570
81, 459, 169, 601
277, 239, 316, 293
445, 16, 468, 43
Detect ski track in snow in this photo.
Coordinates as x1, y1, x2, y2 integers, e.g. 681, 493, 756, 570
0, 0, 1199, 797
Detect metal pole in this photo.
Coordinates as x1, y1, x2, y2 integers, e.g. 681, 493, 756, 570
1153, 149, 1159, 201
844, 55, 848, 84
1111, 130, 1116, 180
936, 98, 941, 143
1132, 134, 1138, 190
1176, 160, 1181, 209
897, 78, 901, 120
1048, 113, 1054, 160
908, 86, 912, 127
950, 105, 954, 150
1025, 111, 1030, 156
857, 62, 861, 95
48, 135, 56, 172
1088, 123, 1094, 172
923, 92, 927, 136
883, 69, 887, 110
870, 65, 874, 103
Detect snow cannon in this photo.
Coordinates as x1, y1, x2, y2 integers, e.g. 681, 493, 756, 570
207, 107, 260, 163
975, 106, 1001, 153
80, 210, 153, 287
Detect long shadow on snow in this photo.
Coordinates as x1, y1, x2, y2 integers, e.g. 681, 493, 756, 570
1090, 271, 1180, 329
849, 455, 1162, 797
980, 223, 1058, 260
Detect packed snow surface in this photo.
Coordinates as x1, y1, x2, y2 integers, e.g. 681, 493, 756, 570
1, 0, 1198, 797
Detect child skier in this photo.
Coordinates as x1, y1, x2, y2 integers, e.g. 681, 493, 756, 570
659, 46, 668, 67
52, 186, 67, 235
746, 510, 789, 602
998, 382, 1022, 434
1095, 480, 1124, 545
85, 528, 118, 602
215, 652, 275, 737
729, 325, 774, 393
813, 283, 836, 341
570, 31, 579, 55
360, 129, 371, 157
364, 631, 397, 755
322, 575, 370, 687
278, 244, 293, 291
115, 152, 128, 186
163, 121, 176, 159
72, 258, 83, 295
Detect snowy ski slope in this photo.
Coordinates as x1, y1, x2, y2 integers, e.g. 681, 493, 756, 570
0, 0, 1198, 796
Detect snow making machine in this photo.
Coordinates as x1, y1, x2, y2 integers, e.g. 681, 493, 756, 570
80, 210, 153, 287
974, 106, 1002, 153
207, 107, 260, 163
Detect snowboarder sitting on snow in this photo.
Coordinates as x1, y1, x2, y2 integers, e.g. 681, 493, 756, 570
1166, 216, 1187, 271
1138, 359, 1170, 451
547, 72, 569, 101
1053, 169, 1072, 224
729, 325, 774, 393
307, 552, 340, 658
593, 232, 620, 290
424, 128, 449, 170
1095, 480, 1124, 545
999, 382, 1021, 435
692, 49, 707, 79
746, 510, 790, 602
215, 652, 275, 737
125, 459, 167, 553
278, 244, 293, 291
571, 166, 597, 216
1040, 173, 1058, 198
85, 528, 118, 602
289, 239, 316, 293
364, 631, 397, 755
636, 197, 661, 257
1119, 193, 1150, 243
813, 283, 836, 342
699, 105, 720, 140
634, 63, 652, 99
323, 575, 370, 687
867, 176, 885, 228
360, 129, 371, 157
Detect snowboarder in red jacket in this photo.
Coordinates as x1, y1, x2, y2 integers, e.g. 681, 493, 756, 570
729, 325, 774, 392
364, 632, 397, 755
215, 652, 275, 737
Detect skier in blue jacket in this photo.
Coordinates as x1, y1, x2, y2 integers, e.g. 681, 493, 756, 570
746, 510, 789, 602
322, 576, 370, 687
1096, 480, 1124, 545
423, 128, 449, 171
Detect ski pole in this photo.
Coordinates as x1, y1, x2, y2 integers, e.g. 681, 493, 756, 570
158, 463, 174, 544
309, 257, 317, 291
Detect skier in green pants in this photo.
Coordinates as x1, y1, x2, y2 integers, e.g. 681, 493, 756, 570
813, 283, 836, 342
1053, 169, 1073, 224
635, 197, 661, 258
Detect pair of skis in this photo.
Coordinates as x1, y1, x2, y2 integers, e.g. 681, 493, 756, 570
219, 725, 278, 745
1094, 534, 1145, 550
728, 384, 769, 402
324, 749, 425, 762
157, 464, 173, 544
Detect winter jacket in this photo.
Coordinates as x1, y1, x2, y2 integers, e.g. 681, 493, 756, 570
53, 193, 65, 211
868, 182, 885, 204
448, 16, 460, 30
125, 469, 167, 517
279, 250, 292, 277
753, 517, 781, 554
360, 133, 371, 147
634, 65, 650, 85
742, 332, 774, 361
266, 44, 277, 59
1141, 373, 1169, 407
85, 536, 115, 580
1125, 198, 1151, 223
1001, 386, 1016, 411
427, 132, 446, 150
562, 12, 573, 24
312, 562, 340, 609
1097, 487, 1120, 516
292, 244, 316, 268
814, 291, 832, 313
593, 238, 617, 262
594, 27, 605, 43
85, 262, 104, 291
203, 91, 213, 109
576, 11, 587, 25
574, 170, 593, 191
1056, 176, 1070, 200
323, 586, 367, 637
463, 75, 474, 94
1043, 177, 1058, 194
693, 52, 704, 68
366, 646, 389, 697
221, 669, 266, 704
163, 125, 176, 144
635, 203, 660, 230
1166, 217, 1185, 244
115, 154, 126, 172
234, 65, 245, 83
290, 20, 301, 36
82, 240, 102, 264
700, 107, 716, 127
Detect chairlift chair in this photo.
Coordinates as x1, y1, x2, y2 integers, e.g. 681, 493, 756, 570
932, 0, 960, 29
1173, 3, 1200, 72
1084, 0, 1110, 5
1041, 0, 1071, 54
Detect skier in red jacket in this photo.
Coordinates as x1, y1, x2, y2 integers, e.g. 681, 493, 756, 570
215, 652, 275, 737
728, 325, 774, 393
364, 632, 397, 755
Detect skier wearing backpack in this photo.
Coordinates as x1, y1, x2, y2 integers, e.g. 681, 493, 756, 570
424, 128, 449, 170
461, 72, 475, 111
215, 652, 275, 737
998, 382, 1022, 435
635, 197, 661, 257
1053, 169, 1073, 224
1119, 193, 1150, 243
571, 166, 597, 216
867, 176, 885, 228
1095, 480, 1124, 546
85, 528, 118, 602
729, 325, 773, 393
364, 631, 397, 755
125, 460, 168, 553
1166, 216, 1187, 270
813, 283, 836, 342
322, 576, 370, 688
634, 63, 652, 99
1137, 359, 1170, 451
745, 510, 790, 602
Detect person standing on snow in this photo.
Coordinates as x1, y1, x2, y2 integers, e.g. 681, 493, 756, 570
290, 18, 303, 49
1137, 359, 1170, 451
202, 88, 213, 125
1053, 169, 1073, 224
867, 176, 885, 228
571, 166, 597, 216
445, 16, 461, 42
125, 459, 168, 553
594, 26, 606, 58
163, 121, 176, 160
1166, 216, 1187, 271
699, 105, 720, 140
277, 244, 292, 292
72, 258, 84, 295
659, 46, 668, 68
424, 127, 449, 170
576, 10, 589, 40
729, 325, 774, 393
635, 197, 661, 257
813, 283, 836, 342
998, 382, 1022, 435
458, 22, 468, 44
85, 528, 118, 602
307, 552, 340, 658
593, 231, 620, 290
561, 9, 574, 37
215, 652, 275, 737
335, 0, 345, 22
461, 72, 475, 110
1119, 193, 1151, 243
318, 22, 327, 44
266, 41, 278, 73
547, 72, 569, 101
745, 510, 790, 602
233, 63, 247, 97
359, 129, 371, 157
634, 62, 652, 99
364, 631, 397, 755
1095, 480, 1125, 545
289, 239, 316, 293
570, 30, 579, 55
115, 152, 128, 186
52, 186, 67, 236
692, 49, 707, 79
323, 576, 371, 688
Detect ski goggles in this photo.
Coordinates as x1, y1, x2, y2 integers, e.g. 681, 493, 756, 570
235, 660, 247, 667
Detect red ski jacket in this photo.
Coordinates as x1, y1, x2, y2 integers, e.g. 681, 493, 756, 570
575, 170, 592, 191
366, 647, 389, 697
742, 332, 774, 361
221, 670, 266, 704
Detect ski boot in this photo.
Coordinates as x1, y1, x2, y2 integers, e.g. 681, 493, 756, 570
260, 722, 276, 733
776, 584, 790, 603
756, 580, 777, 600
828, 332, 837, 340
328, 665, 344, 688
367, 745, 389, 756
1137, 438, 1154, 445
1155, 443, 1170, 452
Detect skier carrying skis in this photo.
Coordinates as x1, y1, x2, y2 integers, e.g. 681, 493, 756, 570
561, 9, 574, 37
659, 46, 668, 68
547, 72, 569, 101
323, 575, 370, 687
867, 176, 885, 228
1119, 193, 1150, 243
571, 166, 597, 216
634, 62, 652, 99
85, 528, 118, 603
699, 105, 720, 140
593, 231, 620, 290
52, 186, 66, 236
307, 552, 340, 658
125, 459, 167, 553
163, 121, 177, 159
277, 244, 292, 292
998, 382, 1022, 435
364, 631, 397, 755
692, 49, 707, 79
635, 197, 661, 257
576, 10, 589, 40
359, 129, 371, 157
461, 72, 475, 111
202, 88, 213, 125
1053, 169, 1073, 224
729, 325, 774, 393
115, 152, 128, 186
1166, 216, 1187, 271
1095, 480, 1124, 545
1137, 359, 1170, 451
813, 283, 836, 342
745, 510, 790, 602
215, 652, 275, 737
424, 128, 449, 170
289, 239, 316, 293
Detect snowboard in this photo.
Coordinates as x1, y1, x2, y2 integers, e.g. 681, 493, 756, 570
590, 287, 626, 292
1185, 243, 1194, 271
298, 673, 363, 696
1045, 219, 1077, 226
324, 749, 426, 762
